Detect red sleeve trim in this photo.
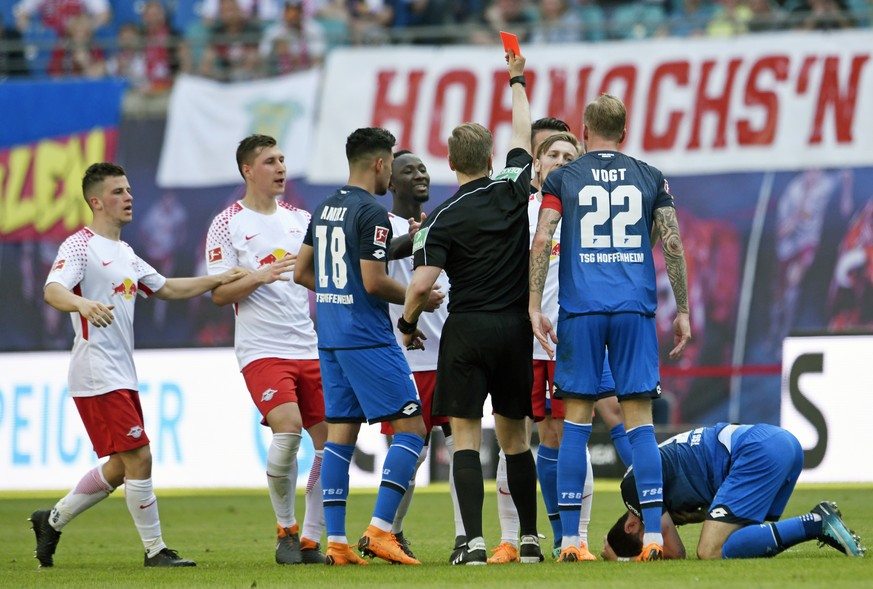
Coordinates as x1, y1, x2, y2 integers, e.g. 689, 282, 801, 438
541, 193, 562, 214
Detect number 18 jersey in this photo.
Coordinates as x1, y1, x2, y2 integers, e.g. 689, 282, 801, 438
541, 150, 674, 316
304, 186, 397, 349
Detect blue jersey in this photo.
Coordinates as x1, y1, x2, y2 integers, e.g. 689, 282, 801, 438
304, 186, 396, 349
541, 150, 674, 315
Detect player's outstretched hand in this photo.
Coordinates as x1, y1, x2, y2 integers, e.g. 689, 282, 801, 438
257, 254, 296, 284
669, 312, 691, 359
220, 266, 250, 285
408, 212, 426, 239
424, 285, 445, 312
402, 328, 427, 352
506, 50, 525, 78
79, 299, 115, 328
530, 310, 556, 360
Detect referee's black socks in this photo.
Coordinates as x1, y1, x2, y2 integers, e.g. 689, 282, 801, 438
453, 450, 485, 541
506, 450, 538, 537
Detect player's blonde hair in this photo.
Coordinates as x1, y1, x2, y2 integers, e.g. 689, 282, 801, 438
583, 94, 626, 143
448, 123, 492, 176
535, 132, 582, 160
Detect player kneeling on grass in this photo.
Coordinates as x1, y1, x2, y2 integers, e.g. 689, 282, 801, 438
602, 423, 867, 561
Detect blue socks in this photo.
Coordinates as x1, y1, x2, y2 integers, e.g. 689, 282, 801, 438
627, 424, 663, 535
322, 442, 355, 538
372, 432, 425, 525
722, 513, 822, 558
610, 423, 633, 467
537, 445, 562, 544
557, 421, 592, 543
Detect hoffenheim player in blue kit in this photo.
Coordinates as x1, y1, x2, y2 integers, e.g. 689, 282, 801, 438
603, 423, 867, 560
529, 94, 692, 562
295, 127, 443, 566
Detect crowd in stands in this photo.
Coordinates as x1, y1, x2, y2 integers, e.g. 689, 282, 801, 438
0, 0, 870, 87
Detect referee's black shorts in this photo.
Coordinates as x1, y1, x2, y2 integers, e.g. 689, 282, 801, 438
433, 312, 533, 420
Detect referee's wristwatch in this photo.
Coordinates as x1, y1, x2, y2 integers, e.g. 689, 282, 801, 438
397, 315, 418, 335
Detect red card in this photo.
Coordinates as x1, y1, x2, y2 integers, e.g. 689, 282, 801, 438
500, 31, 522, 57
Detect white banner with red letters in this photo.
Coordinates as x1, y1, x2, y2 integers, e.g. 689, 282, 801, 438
157, 70, 320, 188
310, 31, 873, 184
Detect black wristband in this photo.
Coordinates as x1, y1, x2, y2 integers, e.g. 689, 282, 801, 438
509, 75, 526, 88
397, 315, 418, 335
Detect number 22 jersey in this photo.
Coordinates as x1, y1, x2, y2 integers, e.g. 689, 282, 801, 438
541, 150, 674, 316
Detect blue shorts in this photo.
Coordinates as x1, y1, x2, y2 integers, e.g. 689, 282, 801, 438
553, 312, 659, 400
708, 424, 803, 525
319, 345, 421, 424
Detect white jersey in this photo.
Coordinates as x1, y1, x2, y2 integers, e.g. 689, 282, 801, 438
528, 194, 561, 361
205, 201, 318, 370
45, 228, 167, 397
388, 212, 448, 371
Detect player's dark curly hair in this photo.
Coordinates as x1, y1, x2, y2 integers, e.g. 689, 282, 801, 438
82, 162, 126, 202
346, 127, 396, 165
607, 512, 643, 558
236, 134, 277, 179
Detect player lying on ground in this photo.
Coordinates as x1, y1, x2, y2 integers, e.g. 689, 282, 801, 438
602, 423, 867, 560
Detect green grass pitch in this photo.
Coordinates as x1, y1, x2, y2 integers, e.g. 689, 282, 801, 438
1, 482, 870, 588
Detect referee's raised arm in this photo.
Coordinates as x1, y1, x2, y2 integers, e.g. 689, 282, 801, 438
507, 50, 531, 156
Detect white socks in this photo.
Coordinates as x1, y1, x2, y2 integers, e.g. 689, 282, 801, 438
496, 449, 519, 546
124, 478, 165, 557
392, 445, 428, 534
51, 466, 115, 531
301, 449, 324, 541
445, 434, 465, 538
578, 447, 594, 543
267, 432, 302, 528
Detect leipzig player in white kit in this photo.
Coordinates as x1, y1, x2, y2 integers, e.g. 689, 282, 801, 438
34, 162, 245, 568
205, 134, 328, 565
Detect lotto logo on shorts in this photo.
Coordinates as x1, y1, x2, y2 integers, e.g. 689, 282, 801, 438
710, 507, 729, 519
401, 402, 418, 416
373, 226, 389, 247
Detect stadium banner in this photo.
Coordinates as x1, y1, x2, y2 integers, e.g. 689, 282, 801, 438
780, 333, 873, 483
310, 30, 873, 184
157, 70, 320, 188
0, 349, 429, 490
0, 79, 125, 243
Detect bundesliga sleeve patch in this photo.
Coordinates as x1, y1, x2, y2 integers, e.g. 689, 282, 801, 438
373, 226, 389, 248
53, 259, 66, 271
412, 227, 428, 253
207, 247, 223, 264
494, 167, 522, 181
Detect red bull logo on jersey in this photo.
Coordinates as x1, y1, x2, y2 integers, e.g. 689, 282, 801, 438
550, 241, 560, 261
258, 249, 289, 268
127, 425, 144, 439
111, 278, 137, 299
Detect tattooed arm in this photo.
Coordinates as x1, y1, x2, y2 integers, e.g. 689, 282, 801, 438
529, 207, 561, 359
654, 206, 692, 359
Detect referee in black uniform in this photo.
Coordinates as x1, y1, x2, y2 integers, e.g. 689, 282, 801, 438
399, 50, 542, 565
